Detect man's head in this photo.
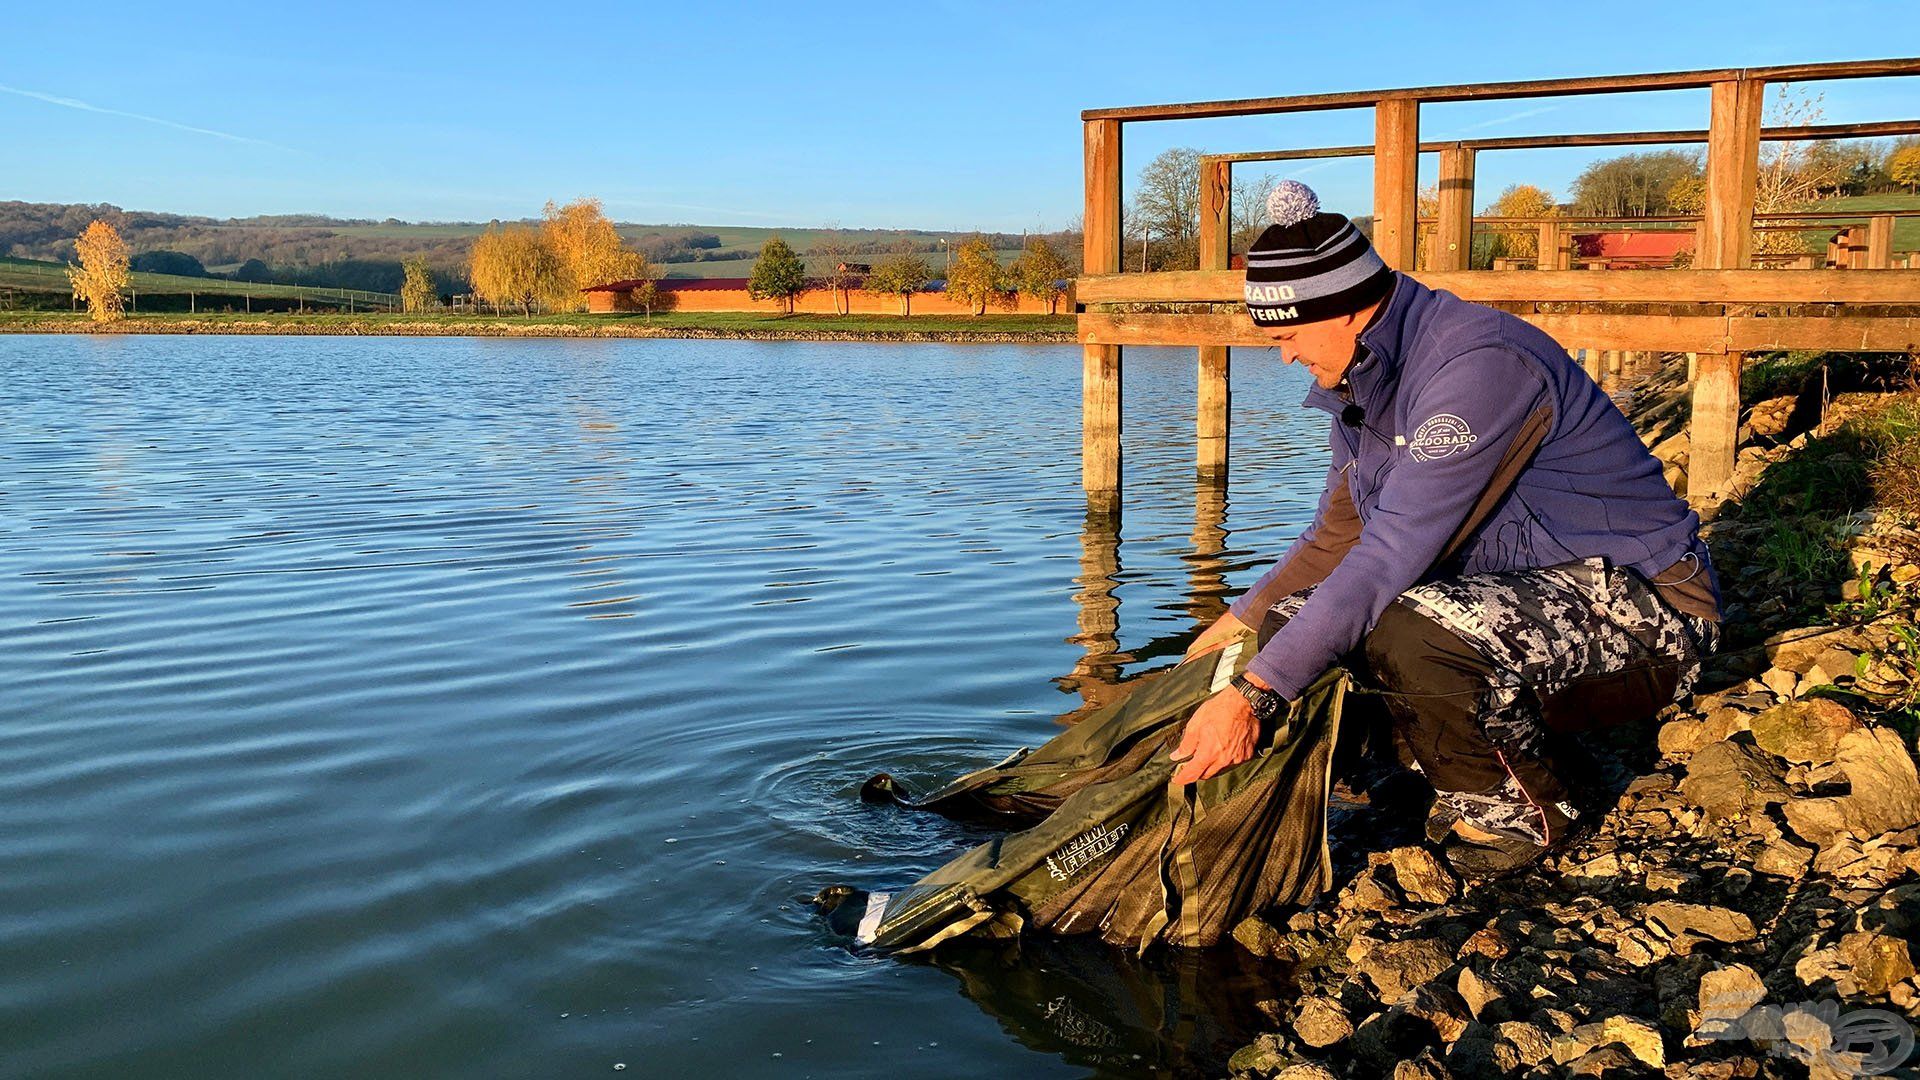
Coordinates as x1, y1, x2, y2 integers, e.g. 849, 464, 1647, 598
1244, 181, 1395, 390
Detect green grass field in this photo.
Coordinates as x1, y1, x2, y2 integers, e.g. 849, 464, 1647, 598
0, 256, 398, 308
0, 309, 1078, 338
1804, 193, 1920, 250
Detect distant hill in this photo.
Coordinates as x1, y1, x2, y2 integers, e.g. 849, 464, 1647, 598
0, 202, 1065, 291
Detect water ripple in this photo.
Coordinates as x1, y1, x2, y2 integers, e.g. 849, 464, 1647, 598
0, 334, 1326, 1079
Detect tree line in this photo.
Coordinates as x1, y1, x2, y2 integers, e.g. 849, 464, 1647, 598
738, 234, 1074, 316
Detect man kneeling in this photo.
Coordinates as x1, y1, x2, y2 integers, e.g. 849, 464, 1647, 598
1173, 181, 1720, 880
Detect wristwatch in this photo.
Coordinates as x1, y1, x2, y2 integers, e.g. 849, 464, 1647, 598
1229, 674, 1288, 723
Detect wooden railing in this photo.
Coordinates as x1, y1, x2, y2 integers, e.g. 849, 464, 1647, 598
1078, 57, 1920, 503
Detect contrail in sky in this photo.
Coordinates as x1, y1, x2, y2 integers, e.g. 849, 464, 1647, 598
0, 83, 297, 151
1457, 105, 1560, 132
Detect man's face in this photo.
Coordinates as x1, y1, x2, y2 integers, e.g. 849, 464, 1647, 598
1261, 310, 1366, 389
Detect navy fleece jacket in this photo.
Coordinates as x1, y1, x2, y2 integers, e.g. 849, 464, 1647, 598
1229, 272, 1714, 698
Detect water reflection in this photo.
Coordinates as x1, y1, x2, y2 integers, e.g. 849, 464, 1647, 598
922, 935, 1294, 1078
927, 474, 1284, 1074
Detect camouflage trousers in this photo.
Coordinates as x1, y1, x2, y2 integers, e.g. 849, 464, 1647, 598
1269, 556, 1719, 845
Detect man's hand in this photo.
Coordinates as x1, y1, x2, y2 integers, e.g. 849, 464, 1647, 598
1183, 611, 1253, 662
1169, 684, 1262, 785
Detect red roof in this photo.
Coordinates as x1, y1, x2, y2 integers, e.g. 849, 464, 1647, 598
1572, 231, 1694, 266
582, 277, 754, 293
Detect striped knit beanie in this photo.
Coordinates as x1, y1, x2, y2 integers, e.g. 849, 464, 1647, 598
1244, 181, 1393, 325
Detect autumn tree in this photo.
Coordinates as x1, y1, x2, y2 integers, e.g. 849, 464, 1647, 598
1570, 150, 1701, 217
542, 198, 640, 312
944, 235, 1008, 315
67, 220, 129, 322
469, 223, 561, 316
627, 252, 666, 321
1127, 146, 1203, 270
1010, 236, 1073, 314
864, 247, 932, 316
1484, 184, 1558, 261
400, 256, 435, 313
1893, 144, 1920, 193
748, 236, 808, 314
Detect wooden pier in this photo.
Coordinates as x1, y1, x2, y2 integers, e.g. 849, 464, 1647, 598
1076, 58, 1920, 512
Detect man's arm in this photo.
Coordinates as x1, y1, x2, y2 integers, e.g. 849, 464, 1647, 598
1226, 464, 1363, 628
1242, 348, 1552, 699
1186, 463, 1361, 660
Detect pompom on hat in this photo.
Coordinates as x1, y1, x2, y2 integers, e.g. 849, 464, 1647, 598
1244, 180, 1394, 326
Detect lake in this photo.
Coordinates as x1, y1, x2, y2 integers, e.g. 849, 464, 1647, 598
0, 334, 1331, 1078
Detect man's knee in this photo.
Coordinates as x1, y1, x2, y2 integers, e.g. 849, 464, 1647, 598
1363, 601, 1488, 693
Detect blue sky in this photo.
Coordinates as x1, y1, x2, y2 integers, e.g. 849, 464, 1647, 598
4, 1, 1915, 231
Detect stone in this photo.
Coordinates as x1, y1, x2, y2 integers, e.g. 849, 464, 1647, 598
1357, 938, 1454, 1002
1389, 846, 1459, 906
1404, 983, 1473, 1044
1551, 1016, 1666, 1069
1599, 1015, 1668, 1068
1458, 928, 1511, 962
1764, 627, 1867, 674
1779, 1008, 1839, 1072
1783, 727, 1920, 845
1291, 996, 1352, 1048
1227, 1034, 1291, 1076
1679, 741, 1791, 821
1233, 917, 1289, 958
1494, 1021, 1553, 1066
1833, 930, 1917, 996
1566, 852, 1623, 879
1749, 699, 1862, 765
1346, 872, 1401, 915
1273, 1066, 1339, 1080
1457, 966, 1504, 1020
1444, 1027, 1500, 1079
1761, 667, 1799, 699
1660, 718, 1708, 757
1696, 964, 1767, 1038
1352, 1005, 1434, 1073
1645, 869, 1699, 893
1645, 902, 1757, 954
1752, 838, 1814, 879
1392, 1050, 1449, 1080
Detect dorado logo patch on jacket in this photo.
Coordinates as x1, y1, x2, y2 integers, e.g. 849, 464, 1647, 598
1409, 412, 1478, 461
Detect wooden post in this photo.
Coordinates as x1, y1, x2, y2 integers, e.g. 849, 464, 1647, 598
1197, 157, 1231, 479
1198, 347, 1229, 479
1372, 98, 1421, 270
1538, 220, 1564, 270
1690, 76, 1764, 499
1434, 145, 1476, 272
1605, 349, 1624, 389
1867, 214, 1895, 269
1580, 348, 1602, 383
1198, 158, 1231, 274
1700, 78, 1764, 272
1083, 118, 1123, 510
